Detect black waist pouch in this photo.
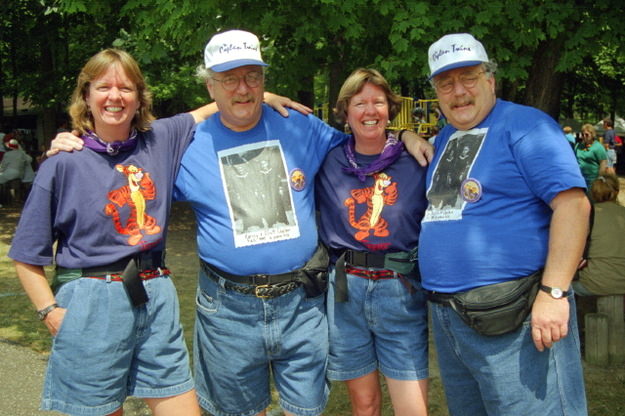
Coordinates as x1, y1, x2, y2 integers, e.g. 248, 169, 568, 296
448, 270, 542, 336
299, 243, 330, 298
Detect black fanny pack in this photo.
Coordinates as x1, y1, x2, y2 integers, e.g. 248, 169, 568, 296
428, 270, 542, 336
298, 243, 331, 297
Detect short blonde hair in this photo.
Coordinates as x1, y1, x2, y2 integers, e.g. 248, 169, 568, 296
69, 49, 155, 135
591, 174, 620, 203
581, 123, 596, 139
334, 68, 401, 125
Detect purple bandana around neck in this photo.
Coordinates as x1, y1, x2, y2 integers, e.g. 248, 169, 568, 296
82, 129, 138, 155
342, 131, 405, 182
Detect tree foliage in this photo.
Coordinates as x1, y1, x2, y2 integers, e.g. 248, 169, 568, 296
2, 0, 625, 139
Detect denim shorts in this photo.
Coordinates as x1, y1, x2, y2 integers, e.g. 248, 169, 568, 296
430, 293, 588, 416
194, 267, 329, 416
41, 275, 194, 415
326, 268, 429, 381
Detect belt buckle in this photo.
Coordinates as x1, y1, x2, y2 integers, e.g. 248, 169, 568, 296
255, 284, 271, 299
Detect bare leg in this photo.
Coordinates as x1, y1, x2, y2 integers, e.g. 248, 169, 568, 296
385, 377, 428, 416
345, 370, 382, 416
144, 389, 201, 416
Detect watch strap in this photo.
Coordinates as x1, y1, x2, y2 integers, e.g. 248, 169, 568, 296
539, 285, 569, 299
37, 303, 59, 320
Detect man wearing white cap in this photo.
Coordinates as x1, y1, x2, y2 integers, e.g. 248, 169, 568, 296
174, 30, 429, 416
419, 33, 589, 415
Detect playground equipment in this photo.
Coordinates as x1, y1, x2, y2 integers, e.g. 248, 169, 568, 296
389, 97, 440, 137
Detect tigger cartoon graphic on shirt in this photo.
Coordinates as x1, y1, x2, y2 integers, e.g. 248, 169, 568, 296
344, 172, 397, 241
105, 163, 161, 246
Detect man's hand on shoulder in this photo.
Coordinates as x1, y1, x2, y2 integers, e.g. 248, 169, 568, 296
400, 130, 434, 166
47, 130, 84, 157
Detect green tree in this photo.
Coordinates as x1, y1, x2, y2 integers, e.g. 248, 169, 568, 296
5, 0, 625, 137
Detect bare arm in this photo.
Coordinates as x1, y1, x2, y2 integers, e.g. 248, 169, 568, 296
14, 261, 66, 336
598, 159, 607, 175
47, 92, 313, 156
530, 188, 590, 351
188, 102, 219, 124
188, 92, 312, 124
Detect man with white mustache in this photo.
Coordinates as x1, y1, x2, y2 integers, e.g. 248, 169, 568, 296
418, 33, 590, 415
174, 29, 430, 416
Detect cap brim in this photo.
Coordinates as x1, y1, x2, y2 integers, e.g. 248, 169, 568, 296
429, 60, 485, 79
210, 59, 269, 72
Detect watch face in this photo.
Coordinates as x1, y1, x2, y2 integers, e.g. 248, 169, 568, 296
551, 288, 563, 298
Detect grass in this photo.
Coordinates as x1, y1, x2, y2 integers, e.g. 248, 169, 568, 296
1, 200, 624, 415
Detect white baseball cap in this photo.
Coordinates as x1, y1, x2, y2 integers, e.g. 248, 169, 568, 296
204, 30, 268, 72
6, 139, 19, 150
428, 33, 489, 79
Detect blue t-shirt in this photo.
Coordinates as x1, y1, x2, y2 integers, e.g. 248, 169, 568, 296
419, 99, 586, 292
604, 129, 615, 148
9, 114, 195, 268
316, 142, 427, 255
174, 105, 346, 275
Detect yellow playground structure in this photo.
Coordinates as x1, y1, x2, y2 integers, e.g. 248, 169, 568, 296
388, 97, 439, 137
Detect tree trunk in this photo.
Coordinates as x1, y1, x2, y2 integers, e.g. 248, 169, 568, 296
39, 21, 58, 145
296, 73, 315, 109
0, 55, 4, 121
327, 36, 346, 130
523, 35, 566, 119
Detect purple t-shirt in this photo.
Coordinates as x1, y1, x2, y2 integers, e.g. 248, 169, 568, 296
9, 114, 195, 268
316, 143, 427, 256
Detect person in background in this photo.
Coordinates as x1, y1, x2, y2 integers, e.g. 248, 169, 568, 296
419, 33, 589, 416
317, 68, 429, 416
0, 137, 31, 185
563, 125, 576, 147
602, 117, 616, 148
603, 140, 617, 175
0, 126, 6, 161
575, 123, 607, 189
573, 174, 625, 296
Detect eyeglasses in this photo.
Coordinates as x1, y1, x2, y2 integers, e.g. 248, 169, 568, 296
434, 71, 486, 94
211, 71, 264, 91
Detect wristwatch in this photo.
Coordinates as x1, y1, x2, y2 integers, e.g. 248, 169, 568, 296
37, 303, 59, 321
539, 285, 569, 299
